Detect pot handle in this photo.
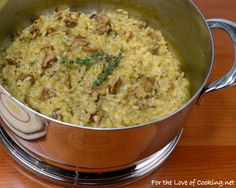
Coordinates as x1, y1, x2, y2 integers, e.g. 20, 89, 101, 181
203, 19, 236, 94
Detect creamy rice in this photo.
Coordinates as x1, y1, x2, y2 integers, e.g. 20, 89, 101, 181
0, 9, 190, 128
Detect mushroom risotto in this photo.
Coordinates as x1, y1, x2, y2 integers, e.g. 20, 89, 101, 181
0, 9, 190, 128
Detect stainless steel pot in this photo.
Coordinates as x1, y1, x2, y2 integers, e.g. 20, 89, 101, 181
0, 0, 235, 187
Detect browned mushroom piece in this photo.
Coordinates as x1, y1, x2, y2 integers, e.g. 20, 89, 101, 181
18, 73, 35, 85
64, 18, 78, 28
138, 20, 148, 29
42, 46, 58, 69
96, 25, 111, 35
46, 28, 57, 36
5, 58, 17, 66
91, 110, 104, 125
39, 88, 56, 101
109, 77, 122, 94
133, 85, 146, 98
124, 31, 133, 42
95, 15, 111, 35
52, 108, 63, 121
145, 77, 155, 92
70, 35, 88, 50
97, 15, 110, 25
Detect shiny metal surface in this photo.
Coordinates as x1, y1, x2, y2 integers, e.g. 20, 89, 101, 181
204, 19, 236, 93
0, 127, 183, 186
0, 0, 235, 186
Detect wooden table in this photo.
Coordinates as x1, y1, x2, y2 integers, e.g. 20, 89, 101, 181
1, 0, 236, 187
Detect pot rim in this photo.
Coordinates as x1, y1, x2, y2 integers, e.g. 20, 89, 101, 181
0, 0, 215, 131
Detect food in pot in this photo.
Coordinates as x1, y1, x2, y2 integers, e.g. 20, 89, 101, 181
0, 9, 190, 128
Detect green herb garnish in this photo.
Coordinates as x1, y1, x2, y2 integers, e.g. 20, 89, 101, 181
61, 49, 124, 87
61, 52, 104, 70
93, 49, 124, 87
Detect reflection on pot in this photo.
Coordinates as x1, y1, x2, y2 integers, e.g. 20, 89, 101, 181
0, 92, 47, 140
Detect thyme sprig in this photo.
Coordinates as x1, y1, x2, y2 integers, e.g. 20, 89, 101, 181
61, 52, 104, 70
60, 49, 124, 87
93, 49, 124, 87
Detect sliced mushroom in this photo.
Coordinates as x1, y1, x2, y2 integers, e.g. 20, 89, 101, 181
64, 18, 78, 28
145, 77, 155, 92
109, 77, 122, 94
132, 85, 146, 98
91, 110, 104, 125
138, 20, 148, 29
5, 58, 17, 66
46, 28, 57, 36
39, 88, 56, 101
96, 25, 111, 35
52, 108, 63, 121
124, 31, 133, 42
97, 15, 110, 25
42, 55, 57, 69
75, 35, 90, 47
95, 15, 111, 35
18, 73, 35, 85
42, 46, 58, 69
